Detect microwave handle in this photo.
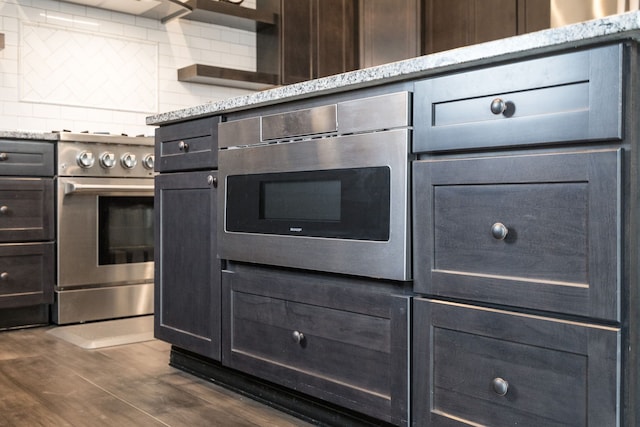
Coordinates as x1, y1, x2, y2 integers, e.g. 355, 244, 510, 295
64, 182, 154, 196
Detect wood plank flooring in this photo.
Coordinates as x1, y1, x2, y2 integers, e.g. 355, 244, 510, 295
0, 325, 312, 427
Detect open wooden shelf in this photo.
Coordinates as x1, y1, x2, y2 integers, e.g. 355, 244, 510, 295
178, 64, 278, 90
181, 0, 277, 31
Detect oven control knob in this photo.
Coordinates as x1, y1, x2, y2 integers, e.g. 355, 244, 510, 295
142, 154, 155, 170
77, 151, 95, 168
100, 152, 116, 168
121, 153, 137, 169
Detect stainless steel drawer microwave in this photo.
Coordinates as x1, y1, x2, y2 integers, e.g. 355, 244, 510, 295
218, 92, 413, 281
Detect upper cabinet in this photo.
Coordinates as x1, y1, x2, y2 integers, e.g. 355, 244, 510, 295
257, 0, 358, 85
423, 0, 549, 54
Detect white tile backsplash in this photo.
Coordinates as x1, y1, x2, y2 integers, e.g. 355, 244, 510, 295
1, 0, 257, 135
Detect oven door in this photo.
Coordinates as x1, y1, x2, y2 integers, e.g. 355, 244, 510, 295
57, 177, 154, 288
219, 128, 411, 281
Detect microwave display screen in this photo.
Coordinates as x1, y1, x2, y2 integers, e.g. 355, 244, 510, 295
261, 180, 341, 221
226, 167, 390, 240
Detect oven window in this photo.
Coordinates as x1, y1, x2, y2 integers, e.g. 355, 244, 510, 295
98, 196, 154, 265
226, 167, 390, 240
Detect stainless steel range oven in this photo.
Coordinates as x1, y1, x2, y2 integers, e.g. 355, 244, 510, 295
54, 132, 155, 324
218, 92, 413, 281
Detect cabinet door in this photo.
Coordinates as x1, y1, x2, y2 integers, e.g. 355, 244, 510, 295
0, 178, 54, 243
0, 242, 54, 308
423, 0, 549, 54
222, 263, 410, 425
359, 0, 420, 68
280, 0, 357, 84
413, 150, 621, 322
154, 171, 220, 360
413, 298, 620, 426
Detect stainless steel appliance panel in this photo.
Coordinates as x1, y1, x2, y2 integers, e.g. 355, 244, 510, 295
57, 176, 154, 288
219, 128, 411, 281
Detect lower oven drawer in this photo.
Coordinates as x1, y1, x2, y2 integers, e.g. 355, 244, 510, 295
0, 242, 54, 308
222, 263, 410, 425
412, 298, 620, 427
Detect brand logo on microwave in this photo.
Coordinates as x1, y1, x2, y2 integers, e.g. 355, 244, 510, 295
290, 227, 303, 232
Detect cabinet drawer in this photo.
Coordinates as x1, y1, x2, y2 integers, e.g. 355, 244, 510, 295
0, 140, 54, 176
0, 178, 54, 242
0, 242, 54, 308
155, 116, 220, 172
413, 299, 620, 427
222, 263, 409, 425
414, 44, 623, 152
413, 150, 620, 321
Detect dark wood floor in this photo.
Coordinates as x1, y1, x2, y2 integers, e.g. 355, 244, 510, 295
0, 326, 311, 427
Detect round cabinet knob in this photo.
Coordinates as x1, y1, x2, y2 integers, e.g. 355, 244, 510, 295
207, 175, 217, 187
0, 206, 9, 215
121, 153, 137, 169
0, 153, 9, 161
292, 330, 305, 344
100, 152, 116, 168
491, 222, 509, 240
142, 154, 155, 170
492, 377, 509, 396
490, 98, 508, 115
0, 272, 9, 281
76, 151, 95, 168
178, 141, 189, 152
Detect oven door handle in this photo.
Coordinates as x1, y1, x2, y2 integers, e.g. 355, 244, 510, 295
64, 182, 154, 195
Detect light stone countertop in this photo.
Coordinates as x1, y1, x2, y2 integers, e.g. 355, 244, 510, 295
147, 10, 640, 126
0, 131, 58, 141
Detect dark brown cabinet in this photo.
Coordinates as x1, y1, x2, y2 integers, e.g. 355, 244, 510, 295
0, 139, 54, 329
221, 262, 410, 425
154, 118, 221, 360
264, 0, 357, 84
423, 0, 549, 54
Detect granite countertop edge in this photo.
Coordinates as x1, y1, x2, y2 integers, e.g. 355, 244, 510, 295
0, 131, 58, 141
147, 11, 640, 126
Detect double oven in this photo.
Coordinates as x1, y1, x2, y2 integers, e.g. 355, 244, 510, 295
218, 91, 413, 281
54, 133, 155, 324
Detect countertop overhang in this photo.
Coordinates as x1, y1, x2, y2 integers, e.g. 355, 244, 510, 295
147, 10, 640, 126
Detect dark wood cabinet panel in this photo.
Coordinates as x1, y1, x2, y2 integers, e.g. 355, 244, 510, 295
413, 150, 621, 322
276, 0, 358, 84
0, 178, 53, 243
423, 0, 550, 54
154, 170, 220, 360
0, 242, 54, 308
359, 0, 420, 68
413, 298, 620, 426
155, 116, 219, 173
221, 262, 410, 425
0, 140, 54, 177
414, 44, 623, 152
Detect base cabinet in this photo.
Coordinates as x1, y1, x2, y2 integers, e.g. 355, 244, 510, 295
154, 170, 220, 360
412, 298, 620, 426
222, 262, 410, 425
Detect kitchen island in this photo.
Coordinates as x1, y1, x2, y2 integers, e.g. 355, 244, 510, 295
149, 12, 640, 426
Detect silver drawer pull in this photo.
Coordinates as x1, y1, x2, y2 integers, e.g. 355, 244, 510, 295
0, 206, 9, 215
0, 153, 8, 161
0, 272, 9, 281
490, 98, 508, 115
178, 140, 189, 152
492, 377, 509, 396
292, 330, 305, 344
207, 175, 217, 187
491, 222, 509, 240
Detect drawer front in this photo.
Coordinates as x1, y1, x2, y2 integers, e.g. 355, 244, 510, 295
155, 116, 220, 172
0, 140, 54, 177
222, 263, 410, 425
413, 150, 620, 321
413, 299, 620, 427
414, 44, 623, 152
0, 242, 54, 308
0, 178, 54, 242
